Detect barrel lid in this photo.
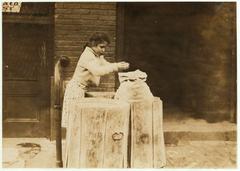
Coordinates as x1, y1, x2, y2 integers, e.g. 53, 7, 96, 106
75, 97, 130, 108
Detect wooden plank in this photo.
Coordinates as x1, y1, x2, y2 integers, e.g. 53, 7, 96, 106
50, 77, 55, 140
131, 101, 153, 168
67, 106, 82, 167
103, 104, 129, 168
152, 97, 166, 168
80, 107, 106, 168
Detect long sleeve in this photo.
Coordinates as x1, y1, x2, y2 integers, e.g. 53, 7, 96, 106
72, 47, 118, 87
85, 58, 118, 76
78, 48, 118, 76
100, 55, 111, 65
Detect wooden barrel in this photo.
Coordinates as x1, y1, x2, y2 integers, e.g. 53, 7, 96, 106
65, 98, 130, 168
130, 97, 166, 168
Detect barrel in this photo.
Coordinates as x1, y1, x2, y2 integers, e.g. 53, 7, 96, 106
64, 98, 130, 168
130, 97, 166, 168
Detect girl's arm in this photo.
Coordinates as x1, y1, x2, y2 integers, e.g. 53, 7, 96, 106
78, 51, 118, 76
85, 58, 118, 76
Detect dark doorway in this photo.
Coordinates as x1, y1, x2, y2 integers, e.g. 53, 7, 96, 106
3, 23, 50, 137
117, 2, 236, 122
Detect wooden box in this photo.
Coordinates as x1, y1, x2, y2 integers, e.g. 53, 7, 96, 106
65, 98, 130, 168
130, 97, 166, 168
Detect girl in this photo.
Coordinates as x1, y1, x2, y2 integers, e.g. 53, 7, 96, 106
61, 32, 129, 167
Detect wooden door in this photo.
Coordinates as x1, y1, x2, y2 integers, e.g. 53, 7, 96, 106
3, 23, 51, 137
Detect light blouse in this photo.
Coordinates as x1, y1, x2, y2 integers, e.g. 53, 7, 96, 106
71, 46, 118, 88
61, 46, 118, 128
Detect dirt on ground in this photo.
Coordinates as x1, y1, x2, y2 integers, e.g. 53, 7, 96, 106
3, 138, 236, 168
165, 140, 236, 168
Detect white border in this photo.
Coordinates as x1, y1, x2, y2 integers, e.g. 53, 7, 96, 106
0, 1, 238, 171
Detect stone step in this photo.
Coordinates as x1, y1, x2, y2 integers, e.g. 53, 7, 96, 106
164, 130, 236, 144
163, 117, 236, 144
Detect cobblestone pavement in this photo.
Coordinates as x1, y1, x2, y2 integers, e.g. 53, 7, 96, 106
165, 140, 237, 168
3, 138, 237, 168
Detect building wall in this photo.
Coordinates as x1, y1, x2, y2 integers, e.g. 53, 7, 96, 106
181, 3, 236, 122
54, 2, 236, 122
54, 2, 117, 92
123, 2, 236, 122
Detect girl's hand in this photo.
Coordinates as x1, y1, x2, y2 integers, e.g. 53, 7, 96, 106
117, 62, 129, 71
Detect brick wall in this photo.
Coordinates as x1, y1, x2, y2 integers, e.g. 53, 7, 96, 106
54, 2, 117, 92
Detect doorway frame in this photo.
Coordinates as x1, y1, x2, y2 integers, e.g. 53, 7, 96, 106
2, 2, 55, 138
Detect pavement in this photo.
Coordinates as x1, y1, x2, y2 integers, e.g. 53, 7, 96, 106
2, 138, 56, 168
2, 115, 237, 169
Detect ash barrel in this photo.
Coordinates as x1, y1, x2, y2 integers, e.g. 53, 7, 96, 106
114, 70, 166, 168
130, 97, 166, 168
64, 98, 130, 168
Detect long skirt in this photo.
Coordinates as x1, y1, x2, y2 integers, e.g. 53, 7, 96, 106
61, 80, 85, 167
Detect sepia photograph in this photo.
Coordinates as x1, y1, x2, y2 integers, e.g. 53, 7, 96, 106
2, 1, 237, 169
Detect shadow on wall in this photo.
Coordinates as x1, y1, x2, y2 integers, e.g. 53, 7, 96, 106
123, 2, 236, 122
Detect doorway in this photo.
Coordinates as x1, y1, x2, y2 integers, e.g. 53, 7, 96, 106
117, 2, 236, 122
3, 3, 54, 137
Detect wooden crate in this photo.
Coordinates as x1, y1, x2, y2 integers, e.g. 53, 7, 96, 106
65, 98, 130, 168
130, 97, 166, 168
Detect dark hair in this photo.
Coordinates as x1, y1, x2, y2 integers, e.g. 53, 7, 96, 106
85, 32, 110, 48
59, 55, 70, 67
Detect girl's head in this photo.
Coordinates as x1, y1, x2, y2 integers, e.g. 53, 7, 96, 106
87, 32, 110, 56
59, 55, 70, 67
